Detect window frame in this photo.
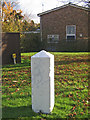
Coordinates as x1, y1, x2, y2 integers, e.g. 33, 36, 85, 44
66, 25, 76, 41
47, 34, 59, 43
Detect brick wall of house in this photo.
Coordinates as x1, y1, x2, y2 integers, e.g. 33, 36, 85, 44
2, 33, 21, 65
40, 5, 88, 51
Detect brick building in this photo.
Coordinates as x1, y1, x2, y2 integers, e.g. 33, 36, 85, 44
38, 3, 89, 51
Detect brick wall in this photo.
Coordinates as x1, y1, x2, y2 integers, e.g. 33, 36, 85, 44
41, 5, 88, 43
2, 33, 21, 65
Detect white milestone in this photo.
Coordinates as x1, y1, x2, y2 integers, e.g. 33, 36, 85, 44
31, 50, 54, 114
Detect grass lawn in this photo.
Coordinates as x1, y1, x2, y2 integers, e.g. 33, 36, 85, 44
2, 52, 89, 119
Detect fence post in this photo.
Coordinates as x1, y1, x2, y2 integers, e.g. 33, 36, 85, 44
31, 50, 54, 114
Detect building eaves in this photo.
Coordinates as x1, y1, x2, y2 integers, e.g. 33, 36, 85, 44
37, 3, 88, 17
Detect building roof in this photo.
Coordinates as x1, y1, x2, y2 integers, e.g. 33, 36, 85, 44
37, 3, 88, 17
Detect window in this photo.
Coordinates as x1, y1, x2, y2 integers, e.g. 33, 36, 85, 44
66, 25, 76, 41
47, 35, 59, 43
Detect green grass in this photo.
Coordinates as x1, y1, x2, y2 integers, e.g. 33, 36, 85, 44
2, 52, 89, 119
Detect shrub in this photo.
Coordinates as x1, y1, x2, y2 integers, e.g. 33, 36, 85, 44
20, 33, 42, 52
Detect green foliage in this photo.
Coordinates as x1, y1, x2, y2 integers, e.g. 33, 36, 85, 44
2, 52, 89, 119
20, 33, 42, 52
21, 20, 37, 32
2, 2, 23, 32
44, 39, 88, 52
2, 1, 40, 32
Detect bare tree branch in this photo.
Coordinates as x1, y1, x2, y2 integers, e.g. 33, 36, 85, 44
57, 0, 89, 7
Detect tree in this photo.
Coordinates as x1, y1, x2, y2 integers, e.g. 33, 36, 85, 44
77, 0, 90, 7
2, 1, 23, 32
57, 0, 89, 8
2, 1, 40, 32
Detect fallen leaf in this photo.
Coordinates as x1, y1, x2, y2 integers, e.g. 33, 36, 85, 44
13, 81, 18, 83
81, 112, 84, 115
20, 92, 23, 95
74, 112, 77, 115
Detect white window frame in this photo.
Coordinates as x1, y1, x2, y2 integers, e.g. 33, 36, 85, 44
66, 25, 76, 41
47, 34, 59, 43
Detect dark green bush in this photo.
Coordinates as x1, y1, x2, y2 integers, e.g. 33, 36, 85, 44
20, 34, 88, 52
20, 33, 42, 52
43, 39, 88, 52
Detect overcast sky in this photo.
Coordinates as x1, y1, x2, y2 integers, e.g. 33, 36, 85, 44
18, 0, 87, 23
4, 0, 88, 23
18, 0, 61, 23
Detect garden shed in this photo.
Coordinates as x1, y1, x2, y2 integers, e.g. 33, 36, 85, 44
38, 3, 89, 51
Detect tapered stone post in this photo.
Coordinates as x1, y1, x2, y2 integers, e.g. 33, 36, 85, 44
31, 50, 54, 114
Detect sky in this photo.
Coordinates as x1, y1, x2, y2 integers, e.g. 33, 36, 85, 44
4, 0, 88, 23
18, 0, 61, 23
18, 0, 88, 23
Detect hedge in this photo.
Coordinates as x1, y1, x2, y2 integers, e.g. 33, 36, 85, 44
20, 33, 42, 52
20, 33, 88, 52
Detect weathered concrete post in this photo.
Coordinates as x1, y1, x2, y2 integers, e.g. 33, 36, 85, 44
31, 50, 54, 114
